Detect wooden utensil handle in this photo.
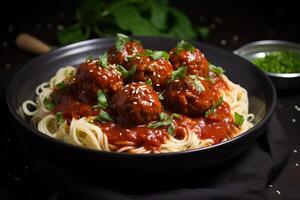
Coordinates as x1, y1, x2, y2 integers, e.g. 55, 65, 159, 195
16, 33, 51, 55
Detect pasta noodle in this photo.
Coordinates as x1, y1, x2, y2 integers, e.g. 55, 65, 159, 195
22, 66, 254, 153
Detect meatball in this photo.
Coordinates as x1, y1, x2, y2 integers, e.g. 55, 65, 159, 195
107, 41, 144, 67
112, 82, 163, 126
128, 55, 173, 89
169, 47, 209, 77
164, 77, 217, 116
74, 60, 123, 102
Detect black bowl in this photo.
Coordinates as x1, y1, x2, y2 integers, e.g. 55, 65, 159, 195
6, 37, 276, 175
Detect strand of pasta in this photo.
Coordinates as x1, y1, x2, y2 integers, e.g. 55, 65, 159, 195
22, 67, 254, 153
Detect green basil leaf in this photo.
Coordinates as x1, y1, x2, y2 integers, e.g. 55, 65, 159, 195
205, 96, 224, 117
99, 52, 108, 69
151, 50, 169, 60
158, 92, 164, 100
57, 24, 90, 45
197, 26, 210, 40
209, 64, 225, 75
86, 54, 93, 63
95, 110, 113, 122
167, 8, 197, 40
234, 112, 245, 126
159, 112, 169, 121
176, 40, 195, 53
116, 64, 136, 78
148, 0, 168, 30
171, 113, 180, 119
148, 119, 171, 129
142, 49, 169, 60
43, 98, 54, 110
167, 122, 176, 136
189, 75, 205, 92
148, 112, 179, 135
145, 79, 152, 86
171, 66, 187, 81
55, 112, 65, 126
56, 82, 66, 90
115, 33, 129, 52
109, 5, 160, 36
95, 90, 108, 109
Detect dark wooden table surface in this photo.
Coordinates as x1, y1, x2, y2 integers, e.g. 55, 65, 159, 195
1, 0, 299, 199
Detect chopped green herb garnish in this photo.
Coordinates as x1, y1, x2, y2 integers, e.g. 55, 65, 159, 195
234, 112, 244, 126
43, 97, 54, 110
205, 96, 223, 117
55, 112, 65, 126
252, 51, 300, 73
143, 49, 169, 60
171, 66, 187, 81
148, 119, 171, 129
189, 75, 205, 92
99, 52, 109, 69
158, 92, 164, 100
95, 110, 113, 122
159, 112, 170, 121
116, 64, 137, 78
145, 78, 152, 86
209, 64, 225, 75
176, 40, 195, 53
56, 82, 66, 90
115, 33, 129, 52
148, 112, 180, 135
94, 90, 108, 109
86, 54, 93, 63
205, 76, 214, 83
167, 122, 176, 136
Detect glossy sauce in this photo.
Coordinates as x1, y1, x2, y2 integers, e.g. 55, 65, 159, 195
97, 122, 168, 150
48, 39, 239, 151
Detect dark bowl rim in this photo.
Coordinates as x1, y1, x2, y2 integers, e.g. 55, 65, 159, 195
6, 36, 277, 158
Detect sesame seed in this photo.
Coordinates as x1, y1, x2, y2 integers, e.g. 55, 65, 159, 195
295, 105, 300, 111
295, 163, 299, 167
293, 149, 298, 153
275, 190, 281, 196
292, 118, 296, 123
268, 184, 273, 188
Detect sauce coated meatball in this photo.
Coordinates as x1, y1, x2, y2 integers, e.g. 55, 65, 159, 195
108, 41, 144, 67
128, 55, 173, 89
112, 82, 163, 126
169, 46, 209, 77
164, 77, 218, 116
74, 60, 123, 102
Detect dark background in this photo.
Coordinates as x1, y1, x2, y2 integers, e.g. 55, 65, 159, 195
1, 0, 299, 199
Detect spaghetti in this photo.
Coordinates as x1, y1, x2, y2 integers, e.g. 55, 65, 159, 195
22, 35, 254, 154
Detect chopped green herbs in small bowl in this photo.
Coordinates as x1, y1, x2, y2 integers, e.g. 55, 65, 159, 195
234, 40, 300, 90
